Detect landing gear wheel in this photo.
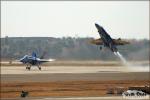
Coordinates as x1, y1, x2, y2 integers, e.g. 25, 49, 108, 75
27, 67, 30, 70
39, 67, 41, 70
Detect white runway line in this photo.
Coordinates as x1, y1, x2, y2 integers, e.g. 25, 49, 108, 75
25, 96, 150, 100
27, 96, 123, 100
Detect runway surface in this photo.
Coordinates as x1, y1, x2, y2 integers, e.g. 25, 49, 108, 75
1, 65, 149, 82
1, 64, 149, 99
1, 65, 149, 74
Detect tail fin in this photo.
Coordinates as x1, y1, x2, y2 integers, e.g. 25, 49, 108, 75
32, 52, 37, 57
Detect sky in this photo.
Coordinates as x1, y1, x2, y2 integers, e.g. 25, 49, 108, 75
1, 1, 149, 39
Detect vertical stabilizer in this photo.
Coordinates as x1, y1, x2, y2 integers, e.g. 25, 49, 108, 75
32, 52, 37, 58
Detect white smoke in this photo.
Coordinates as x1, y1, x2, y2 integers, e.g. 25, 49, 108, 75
114, 51, 149, 72
114, 51, 127, 64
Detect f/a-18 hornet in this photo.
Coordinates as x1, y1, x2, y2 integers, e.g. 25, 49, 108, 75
19, 52, 55, 70
90, 23, 129, 53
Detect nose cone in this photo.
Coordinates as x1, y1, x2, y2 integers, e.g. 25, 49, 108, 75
19, 58, 24, 62
95, 23, 101, 29
19, 55, 27, 62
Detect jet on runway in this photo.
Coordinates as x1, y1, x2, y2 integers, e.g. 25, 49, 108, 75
19, 52, 55, 70
90, 23, 129, 53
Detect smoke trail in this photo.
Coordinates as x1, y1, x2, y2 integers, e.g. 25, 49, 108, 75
113, 51, 148, 72
114, 52, 117, 55
116, 51, 127, 64
114, 51, 127, 64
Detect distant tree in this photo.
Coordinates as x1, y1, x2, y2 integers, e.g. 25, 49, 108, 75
1, 37, 149, 61
4, 36, 9, 45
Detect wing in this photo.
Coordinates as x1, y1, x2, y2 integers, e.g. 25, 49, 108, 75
113, 39, 130, 45
90, 38, 103, 45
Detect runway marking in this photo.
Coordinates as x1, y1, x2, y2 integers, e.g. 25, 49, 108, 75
20, 96, 150, 100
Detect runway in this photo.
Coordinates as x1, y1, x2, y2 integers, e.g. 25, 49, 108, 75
1, 65, 149, 74
1, 63, 149, 99
1, 65, 149, 82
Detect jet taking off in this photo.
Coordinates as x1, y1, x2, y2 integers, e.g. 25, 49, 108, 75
91, 23, 129, 53
19, 52, 55, 70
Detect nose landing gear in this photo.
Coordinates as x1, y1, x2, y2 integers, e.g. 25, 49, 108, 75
38, 66, 41, 70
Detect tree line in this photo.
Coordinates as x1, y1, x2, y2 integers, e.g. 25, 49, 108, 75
1, 37, 149, 61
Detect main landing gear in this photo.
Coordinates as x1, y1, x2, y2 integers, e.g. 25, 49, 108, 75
38, 65, 41, 70
25, 64, 41, 70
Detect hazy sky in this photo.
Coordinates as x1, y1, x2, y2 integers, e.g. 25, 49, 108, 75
1, 1, 149, 39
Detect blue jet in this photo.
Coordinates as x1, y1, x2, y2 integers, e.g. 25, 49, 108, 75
90, 23, 129, 53
19, 52, 55, 70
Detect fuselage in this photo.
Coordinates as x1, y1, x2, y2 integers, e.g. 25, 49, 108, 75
19, 55, 40, 66
95, 23, 118, 52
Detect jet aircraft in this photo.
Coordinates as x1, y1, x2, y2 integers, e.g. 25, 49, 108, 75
19, 52, 55, 70
90, 23, 129, 53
